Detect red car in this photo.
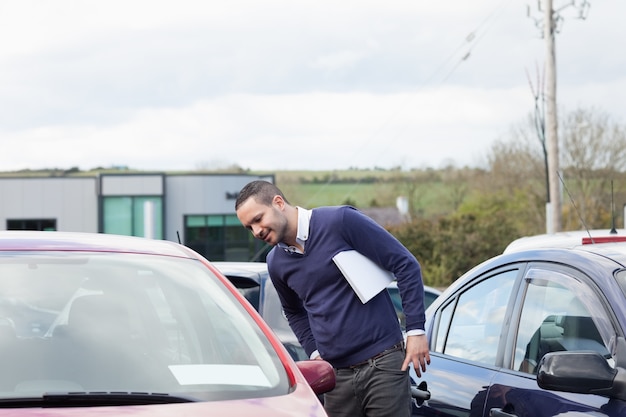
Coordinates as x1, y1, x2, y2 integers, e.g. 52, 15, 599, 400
0, 231, 334, 416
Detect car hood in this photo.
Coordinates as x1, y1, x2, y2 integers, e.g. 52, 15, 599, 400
0, 387, 327, 416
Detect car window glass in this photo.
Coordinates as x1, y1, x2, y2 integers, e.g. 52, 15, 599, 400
261, 280, 290, 329
514, 268, 612, 375
434, 300, 453, 352
0, 253, 288, 401
437, 270, 517, 365
224, 276, 261, 310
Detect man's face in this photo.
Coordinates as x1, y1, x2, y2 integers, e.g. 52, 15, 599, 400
236, 195, 287, 246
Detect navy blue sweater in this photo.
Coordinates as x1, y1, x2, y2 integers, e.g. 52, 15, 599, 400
267, 206, 425, 368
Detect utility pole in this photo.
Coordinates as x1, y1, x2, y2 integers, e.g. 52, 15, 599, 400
545, 0, 560, 233
528, 0, 590, 234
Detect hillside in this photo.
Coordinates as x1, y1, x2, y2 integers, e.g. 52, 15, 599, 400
262, 168, 477, 220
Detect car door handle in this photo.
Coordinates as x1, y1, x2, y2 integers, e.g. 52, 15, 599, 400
489, 408, 517, 417
410, 386, 430, 401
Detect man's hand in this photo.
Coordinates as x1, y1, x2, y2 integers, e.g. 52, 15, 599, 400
402, 334, 430, 377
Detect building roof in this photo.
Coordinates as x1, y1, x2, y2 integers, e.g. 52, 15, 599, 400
360, 207, 408, 227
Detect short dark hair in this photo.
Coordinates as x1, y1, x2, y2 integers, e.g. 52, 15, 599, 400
235, 180, 289, 210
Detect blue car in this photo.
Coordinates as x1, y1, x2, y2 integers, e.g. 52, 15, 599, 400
412, 230, 626, 416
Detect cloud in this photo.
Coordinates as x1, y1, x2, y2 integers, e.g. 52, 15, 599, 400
0, 0, 624, 172
0, 83, 532, 172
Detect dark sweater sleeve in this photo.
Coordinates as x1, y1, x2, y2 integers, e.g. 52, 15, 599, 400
341, 207, 426, 332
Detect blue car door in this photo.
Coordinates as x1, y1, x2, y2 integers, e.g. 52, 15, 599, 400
486, 374, 612, 417
486, 264, 625, 417
415, 268, 520, 417
413, 354, 498, 417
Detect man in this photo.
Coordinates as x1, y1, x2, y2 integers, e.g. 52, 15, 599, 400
235, 180, 429, 417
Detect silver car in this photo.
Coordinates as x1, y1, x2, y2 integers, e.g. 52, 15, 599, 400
212, 262, 309, 361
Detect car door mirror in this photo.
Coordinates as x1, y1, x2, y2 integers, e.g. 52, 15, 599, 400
537, 350, 626, 401
296, 360, 336, 395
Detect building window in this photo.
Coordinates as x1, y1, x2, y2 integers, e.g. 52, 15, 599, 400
185, 214, 268, 262
7, 219, 57, 231
102, 197, 163, 239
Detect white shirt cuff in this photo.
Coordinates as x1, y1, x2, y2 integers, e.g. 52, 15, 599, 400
406, 329, 426, 336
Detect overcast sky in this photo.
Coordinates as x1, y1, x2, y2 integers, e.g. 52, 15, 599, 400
0, 0, 623, 172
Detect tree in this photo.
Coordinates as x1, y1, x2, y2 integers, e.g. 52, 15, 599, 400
484, 106, 626, 233
389, 203, 517, 288
478, 118, 548, 236
559, 108, 626, 230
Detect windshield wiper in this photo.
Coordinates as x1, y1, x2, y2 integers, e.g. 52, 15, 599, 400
0, 392, 196, 408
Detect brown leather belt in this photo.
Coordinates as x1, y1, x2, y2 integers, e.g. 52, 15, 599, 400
347, 342, 404, 369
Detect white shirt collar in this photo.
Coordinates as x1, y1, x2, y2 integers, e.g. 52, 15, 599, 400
296, 206, 312, 244
278, 206, 311, 254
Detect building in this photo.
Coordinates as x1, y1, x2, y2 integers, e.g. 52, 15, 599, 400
0, 172, 273, 262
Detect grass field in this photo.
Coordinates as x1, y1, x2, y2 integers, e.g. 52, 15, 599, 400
264, 170, 467, 218
278, 182, 398, 208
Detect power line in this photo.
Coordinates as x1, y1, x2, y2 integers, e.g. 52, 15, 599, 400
314, 0, 515, 207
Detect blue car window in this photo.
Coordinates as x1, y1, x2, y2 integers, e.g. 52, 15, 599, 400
514, 268, 611, 375
437, 270, 517, 365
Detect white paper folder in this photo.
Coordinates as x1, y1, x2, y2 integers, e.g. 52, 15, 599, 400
332, 250, 395, 304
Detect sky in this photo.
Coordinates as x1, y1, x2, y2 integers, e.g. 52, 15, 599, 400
0, 0, 624, 172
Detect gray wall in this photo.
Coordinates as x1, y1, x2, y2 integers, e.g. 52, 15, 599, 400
100, 174, 164, 196
164, 174, 273, 242
0, 173, 273, 239
0, 177, 98, 232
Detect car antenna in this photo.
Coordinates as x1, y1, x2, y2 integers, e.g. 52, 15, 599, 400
610, 180, 618, 235
176, 230, 182, 244
558, 171, 594, 243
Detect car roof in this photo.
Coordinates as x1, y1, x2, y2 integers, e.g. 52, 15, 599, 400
500, 230, 626, 278
0, 230, 196, 258
446, 244, 626, 296
504, 229, 626, 253
427, 247, 626, 320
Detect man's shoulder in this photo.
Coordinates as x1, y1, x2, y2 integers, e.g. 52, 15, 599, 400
314, 205, 376, 226
312, 205, 359, 217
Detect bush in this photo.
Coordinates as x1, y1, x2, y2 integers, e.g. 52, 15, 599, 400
389, 197, 518, 287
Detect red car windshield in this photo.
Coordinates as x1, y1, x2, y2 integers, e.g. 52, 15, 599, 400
0, 252, 289, 402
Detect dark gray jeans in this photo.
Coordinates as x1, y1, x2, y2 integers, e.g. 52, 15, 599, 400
324, 348, 412, 417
